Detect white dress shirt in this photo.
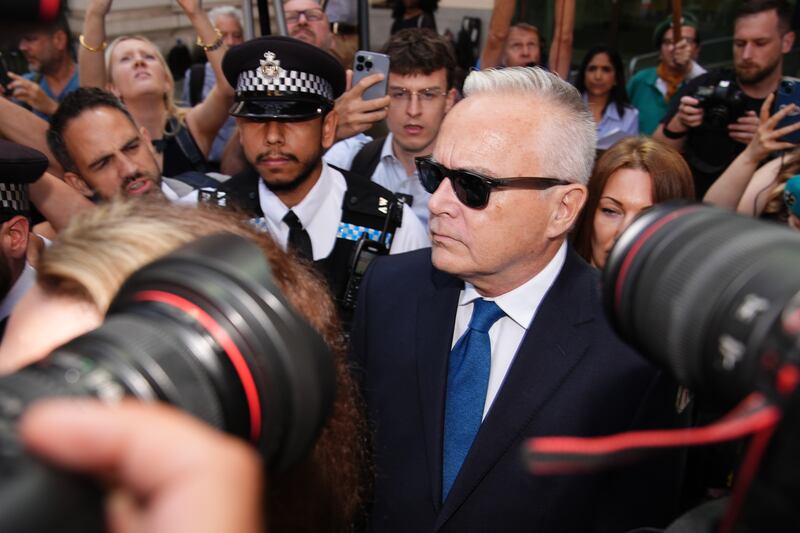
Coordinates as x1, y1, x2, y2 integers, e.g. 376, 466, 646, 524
257, 162, 429, 261
452, 241, 567, 419
161, 180, 199, 204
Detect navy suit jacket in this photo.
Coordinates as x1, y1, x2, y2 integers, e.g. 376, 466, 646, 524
350, 247, 688, 532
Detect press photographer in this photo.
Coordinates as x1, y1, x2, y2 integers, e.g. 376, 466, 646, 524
654, 0, 796, 199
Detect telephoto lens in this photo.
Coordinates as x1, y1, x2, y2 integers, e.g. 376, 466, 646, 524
603, 203, 800, 407
0, 233, 336, 533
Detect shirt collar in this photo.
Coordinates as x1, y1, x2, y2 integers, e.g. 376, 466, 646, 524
582, 93, 623, 122
458, 241, 568, 329
381, 132, 398, 162
258, 162, 332, 228
0, 260, 36, 321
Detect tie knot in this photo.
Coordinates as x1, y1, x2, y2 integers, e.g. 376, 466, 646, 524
282, 210, 303, 229
468, 299, 504, 333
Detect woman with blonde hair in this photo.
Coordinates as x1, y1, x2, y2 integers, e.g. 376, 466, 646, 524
573, 137, 695, 269
0, 199, 369, 532
79, 0, 234, 176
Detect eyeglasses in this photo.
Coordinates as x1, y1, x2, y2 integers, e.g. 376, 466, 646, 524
285, 8, 325, 23
389, 87, 448, 104
415, 156, 571, 209
661, 37, 697, 47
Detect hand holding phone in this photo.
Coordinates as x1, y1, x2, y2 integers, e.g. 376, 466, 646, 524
772, 78, 800, 144
351, 51, 390, 101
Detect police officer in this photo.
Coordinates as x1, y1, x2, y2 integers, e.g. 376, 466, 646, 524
0, 140, 49, 335
217, 36, 429, 320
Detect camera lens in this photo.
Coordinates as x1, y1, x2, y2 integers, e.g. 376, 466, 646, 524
356, 64, 364, 71
365, 61, 373, 69
604, 203, 800, 405
356, 55, 364, 62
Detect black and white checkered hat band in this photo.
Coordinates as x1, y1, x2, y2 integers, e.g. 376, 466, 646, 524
236, 69, 334, 101
0, 183, 29, 213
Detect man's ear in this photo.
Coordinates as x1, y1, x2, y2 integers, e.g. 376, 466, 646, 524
52, 30, 68, 53
546, 183, 587, 239
64, 171, 95, 198
782, 31, 795, 54
445, 88, 458, 113
2, 216, 30, 261
322, 110, 338, 150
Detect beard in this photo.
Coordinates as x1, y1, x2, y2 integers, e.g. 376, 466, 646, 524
259, 148, 323, 193
735, 56, 781, 84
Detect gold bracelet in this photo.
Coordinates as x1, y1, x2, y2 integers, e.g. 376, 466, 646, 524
196, 28, 224, 52
79, 34, 107, 53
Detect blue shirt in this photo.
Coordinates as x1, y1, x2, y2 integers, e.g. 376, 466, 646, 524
583, 94, 639, 150
22, 68, 79, 121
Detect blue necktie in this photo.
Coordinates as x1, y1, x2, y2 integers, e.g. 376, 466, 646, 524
442, 298, 505, 500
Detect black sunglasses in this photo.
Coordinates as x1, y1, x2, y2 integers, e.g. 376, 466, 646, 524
415, 156, 571, 209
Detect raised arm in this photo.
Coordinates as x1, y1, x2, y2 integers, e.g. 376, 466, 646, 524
79, 0, 113, 89
705, 95, 800, 210
29, 172, 94, 233
181, 0, 234, 158
479, 0, 515, 69
549, 0, 575, 79
0, 97, 63, 176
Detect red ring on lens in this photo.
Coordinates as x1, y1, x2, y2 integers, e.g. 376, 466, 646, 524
134, 290, 262, 442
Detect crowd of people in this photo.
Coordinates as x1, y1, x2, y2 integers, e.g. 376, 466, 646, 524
0, 0, 799, 531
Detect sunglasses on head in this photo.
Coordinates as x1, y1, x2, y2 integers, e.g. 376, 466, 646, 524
415, 156, 571, 209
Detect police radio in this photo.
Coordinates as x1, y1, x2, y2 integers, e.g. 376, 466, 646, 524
340, 196, 403, 310
341, 235, 387, 310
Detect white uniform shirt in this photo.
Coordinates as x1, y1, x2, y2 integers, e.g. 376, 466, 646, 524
256, 162, 429, 261
452, 241, 567, 420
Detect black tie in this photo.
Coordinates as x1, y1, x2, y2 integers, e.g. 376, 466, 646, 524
282, 210, 313, 260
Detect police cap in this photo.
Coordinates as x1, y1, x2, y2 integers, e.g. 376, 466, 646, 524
223, 36, 346, 121
0, 140, 47, 221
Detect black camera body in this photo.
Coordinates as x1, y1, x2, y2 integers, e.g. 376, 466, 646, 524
692, 79, 746, 131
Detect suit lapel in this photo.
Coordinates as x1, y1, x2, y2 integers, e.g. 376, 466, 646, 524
416, 267, 461, 510
434, 251, 596, 529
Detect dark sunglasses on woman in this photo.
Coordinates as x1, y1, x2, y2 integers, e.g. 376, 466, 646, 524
415, 156, 571, 209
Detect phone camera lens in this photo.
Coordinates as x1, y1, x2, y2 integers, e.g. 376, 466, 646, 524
365, 61, 373, 69
356, 56, 364, 63
356, 64, 364, 71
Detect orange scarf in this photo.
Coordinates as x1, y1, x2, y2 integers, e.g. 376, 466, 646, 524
657, 62, 686, 102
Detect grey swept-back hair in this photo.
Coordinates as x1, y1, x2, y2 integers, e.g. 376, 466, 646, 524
463, 67, 596, 185
208, 5, 244, 28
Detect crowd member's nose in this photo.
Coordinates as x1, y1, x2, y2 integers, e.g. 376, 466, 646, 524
264, 121, 285, 146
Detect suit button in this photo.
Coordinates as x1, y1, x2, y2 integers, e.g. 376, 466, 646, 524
350, 196, 358, 205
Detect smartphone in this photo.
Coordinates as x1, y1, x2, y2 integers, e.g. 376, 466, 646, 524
352, 51, 390, 100
773, 77, 800, 144
0, 52, 12, 92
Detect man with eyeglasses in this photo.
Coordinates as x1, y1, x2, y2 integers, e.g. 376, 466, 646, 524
216, 37, 428, 324
655, 0, 796, 199
627, 14, 705, 135
351, 67, 688, 532
344, 29, 457, 226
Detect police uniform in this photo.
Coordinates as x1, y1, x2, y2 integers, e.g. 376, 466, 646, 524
0, 140, 49, 336
216, 36, 429, 319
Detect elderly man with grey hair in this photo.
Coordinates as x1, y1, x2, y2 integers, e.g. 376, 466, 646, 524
350, 67, 688, 533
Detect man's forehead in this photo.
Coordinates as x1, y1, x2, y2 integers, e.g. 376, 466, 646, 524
508, 27, 539, 43
735, 10, 781, 36
388, 69, 447, 87
436, 94, 543, 169
284, 0, 321, 10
